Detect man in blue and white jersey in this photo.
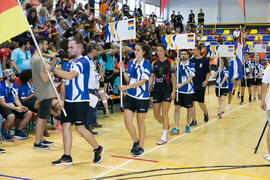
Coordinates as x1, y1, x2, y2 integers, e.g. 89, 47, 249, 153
226, 58, 238, 110
170, 49, 195, 134
43, 40, 104, 166
240, 52, 254, 104
85, 43, 102, 134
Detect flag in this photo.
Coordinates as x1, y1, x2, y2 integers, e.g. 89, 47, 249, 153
235, 31, 244, 80
128, 20, 134, 30
187, 34, 194, 42
0, 0, 30, 44
160, 0, 167, 15
228, 45, 234, 52
238, 0, 245, 17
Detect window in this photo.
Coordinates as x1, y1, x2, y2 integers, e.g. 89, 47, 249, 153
150, 5, 155, 15
156, 7, 160, 18
145, 3, 151, 15
94, 2, 99, 18
129, 0, 135, 12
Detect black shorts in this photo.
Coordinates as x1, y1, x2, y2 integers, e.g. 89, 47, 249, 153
0, 105, 29, 119
241, 78, 253, 87
61, 101, 89, 126
100, 82, 104, 88
193, 90, 206, 103
38, 98, 53, 119
152, 87, 172, 103
174, 93, 194, 108
104, 70, 114, 83
22, 96, 38, 113
253, 78, 262, 86
124, 95, 149, 113
215, 88, 228, 97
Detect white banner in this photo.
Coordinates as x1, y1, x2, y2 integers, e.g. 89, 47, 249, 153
218, 45, 235, 57
254, 44, 267, 53
105, 18, 136, 42
161, 33, 195, 50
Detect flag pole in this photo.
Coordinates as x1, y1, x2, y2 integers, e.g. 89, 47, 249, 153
218, 54, 221, 97
176, 48, 179, 102
16, 0, 67, 117
120, 40, 123, 107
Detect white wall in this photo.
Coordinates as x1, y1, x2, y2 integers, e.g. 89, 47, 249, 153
167, 0, 218, 24
167, 0, 270, 24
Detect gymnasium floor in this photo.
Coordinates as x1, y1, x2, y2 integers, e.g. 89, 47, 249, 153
0, 85, 270, 180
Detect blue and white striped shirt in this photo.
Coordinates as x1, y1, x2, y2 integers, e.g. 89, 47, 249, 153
177, 61, 195, 94
254, 62, 264, 79
65, 56, 90, 102
244, 60, 255, 78
0, 81, 18, 104
215, 67, 229, 89
127, 58, 151, 99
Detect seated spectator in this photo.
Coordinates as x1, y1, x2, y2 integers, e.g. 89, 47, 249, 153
233, 27, 240, 41
0, 45, 11, 72
43, 20, 60, 49
217, 34, 224, 45
37, 7, 48, 27
79, 25, 91, 43
149, 12, 157, 25
0, 69, 32, 142
10, 38, 32, 75
19, 70, 39, 113
66, 12, 75, 28
23, 3, 32, 17
55, 18, 66, 40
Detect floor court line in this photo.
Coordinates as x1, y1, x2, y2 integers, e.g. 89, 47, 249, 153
94, 103, 250, 179
0, 174, 31, 180
92, 164, 141, 172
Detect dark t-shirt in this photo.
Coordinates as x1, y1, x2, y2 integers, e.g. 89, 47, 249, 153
190, 56, 210, 91
198, 12, 205, 23
151, 58, 175, 90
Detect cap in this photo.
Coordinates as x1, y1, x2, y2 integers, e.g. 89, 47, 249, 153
3, 69, 14, 77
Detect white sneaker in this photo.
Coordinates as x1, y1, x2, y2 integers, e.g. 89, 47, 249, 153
226, 104, 230, 110
264, 153, 270, 162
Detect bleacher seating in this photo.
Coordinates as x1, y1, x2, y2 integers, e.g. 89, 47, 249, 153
216, 30, 224, 35
263, 35, 270, 41
250, 29, 258, 34
207, 36, 213, 41
226, 36, 232, 41
223, 30, 230, 35
200, 36, 207, 41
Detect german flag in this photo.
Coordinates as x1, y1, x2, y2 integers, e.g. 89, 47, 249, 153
128, 20, 134, 26
187, 34, 194, 42
0, 0, 30, 44
228, 45, 234, 52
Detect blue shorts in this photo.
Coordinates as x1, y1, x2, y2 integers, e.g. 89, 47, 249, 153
228, 81, 234, 94
267, 110, 270, 127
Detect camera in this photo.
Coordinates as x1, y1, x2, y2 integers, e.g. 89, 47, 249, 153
56, 49, 69, 59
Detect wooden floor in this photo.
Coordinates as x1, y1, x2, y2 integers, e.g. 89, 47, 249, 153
1, 85, 270, 180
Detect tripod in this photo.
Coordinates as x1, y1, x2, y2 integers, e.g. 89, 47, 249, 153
254, 121, 268, 154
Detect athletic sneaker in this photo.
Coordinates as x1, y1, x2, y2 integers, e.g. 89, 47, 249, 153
0, 148, 5, 153
41, 139, 54, 146
3, 131, 12, 142
130, 142, 139, 155
34, 142, 50, 150
204, 113, 209, 123
93, 146, 104, 164
14, 130, 29, 140
237, 92, 240, 98
264, 153, 270, 162
185, 125, 191, 133
218, 112, 224, 118
156, 139, 167, 145
190, 120, 197, 126
232, 89, 235, 95
169, 127, 179, 134
52, 155, 73, 166
133, 147, 144, 157
239, 101, 243, 105
226, 104, 230, 110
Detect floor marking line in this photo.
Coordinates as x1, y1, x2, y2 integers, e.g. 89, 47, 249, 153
94, 103, 249, 179
92, 164, 141, 172
0, 174, 31, 180
111, 155, 159, 163
157, 162, 270, 179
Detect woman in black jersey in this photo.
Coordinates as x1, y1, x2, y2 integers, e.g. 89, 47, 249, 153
149, 44, 176, 145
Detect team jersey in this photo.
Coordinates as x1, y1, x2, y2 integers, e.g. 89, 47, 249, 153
151, 58, 175, 89
126, 58, 151, 100
227, 59, 238, 80
254, 62, 264, 79
0, 81, 18, 104
190, 56, 210, 91
18, 82, 34, 100
85, 55, 101, 90
0, 48, 11, 63
177, 61, 195, 94
244, 60, 255, 78
65, 56, 90, 102
215, 67, 229, 89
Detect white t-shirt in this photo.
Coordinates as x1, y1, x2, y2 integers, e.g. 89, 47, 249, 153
233, 30, 240, 37
262, 65, 270, 109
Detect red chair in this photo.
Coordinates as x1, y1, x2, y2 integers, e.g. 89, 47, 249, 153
15, 77, 22, 88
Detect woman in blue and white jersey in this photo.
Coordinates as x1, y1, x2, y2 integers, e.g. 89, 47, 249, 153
119, 42, 152, 157
253, 55, 265, 101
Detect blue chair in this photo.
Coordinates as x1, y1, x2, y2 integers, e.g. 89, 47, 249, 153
216, 30, 224, 35
224, 41, 232, 45
210, 41, 218, 45
207, 36, 213, 41
263, 35, 270, 41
